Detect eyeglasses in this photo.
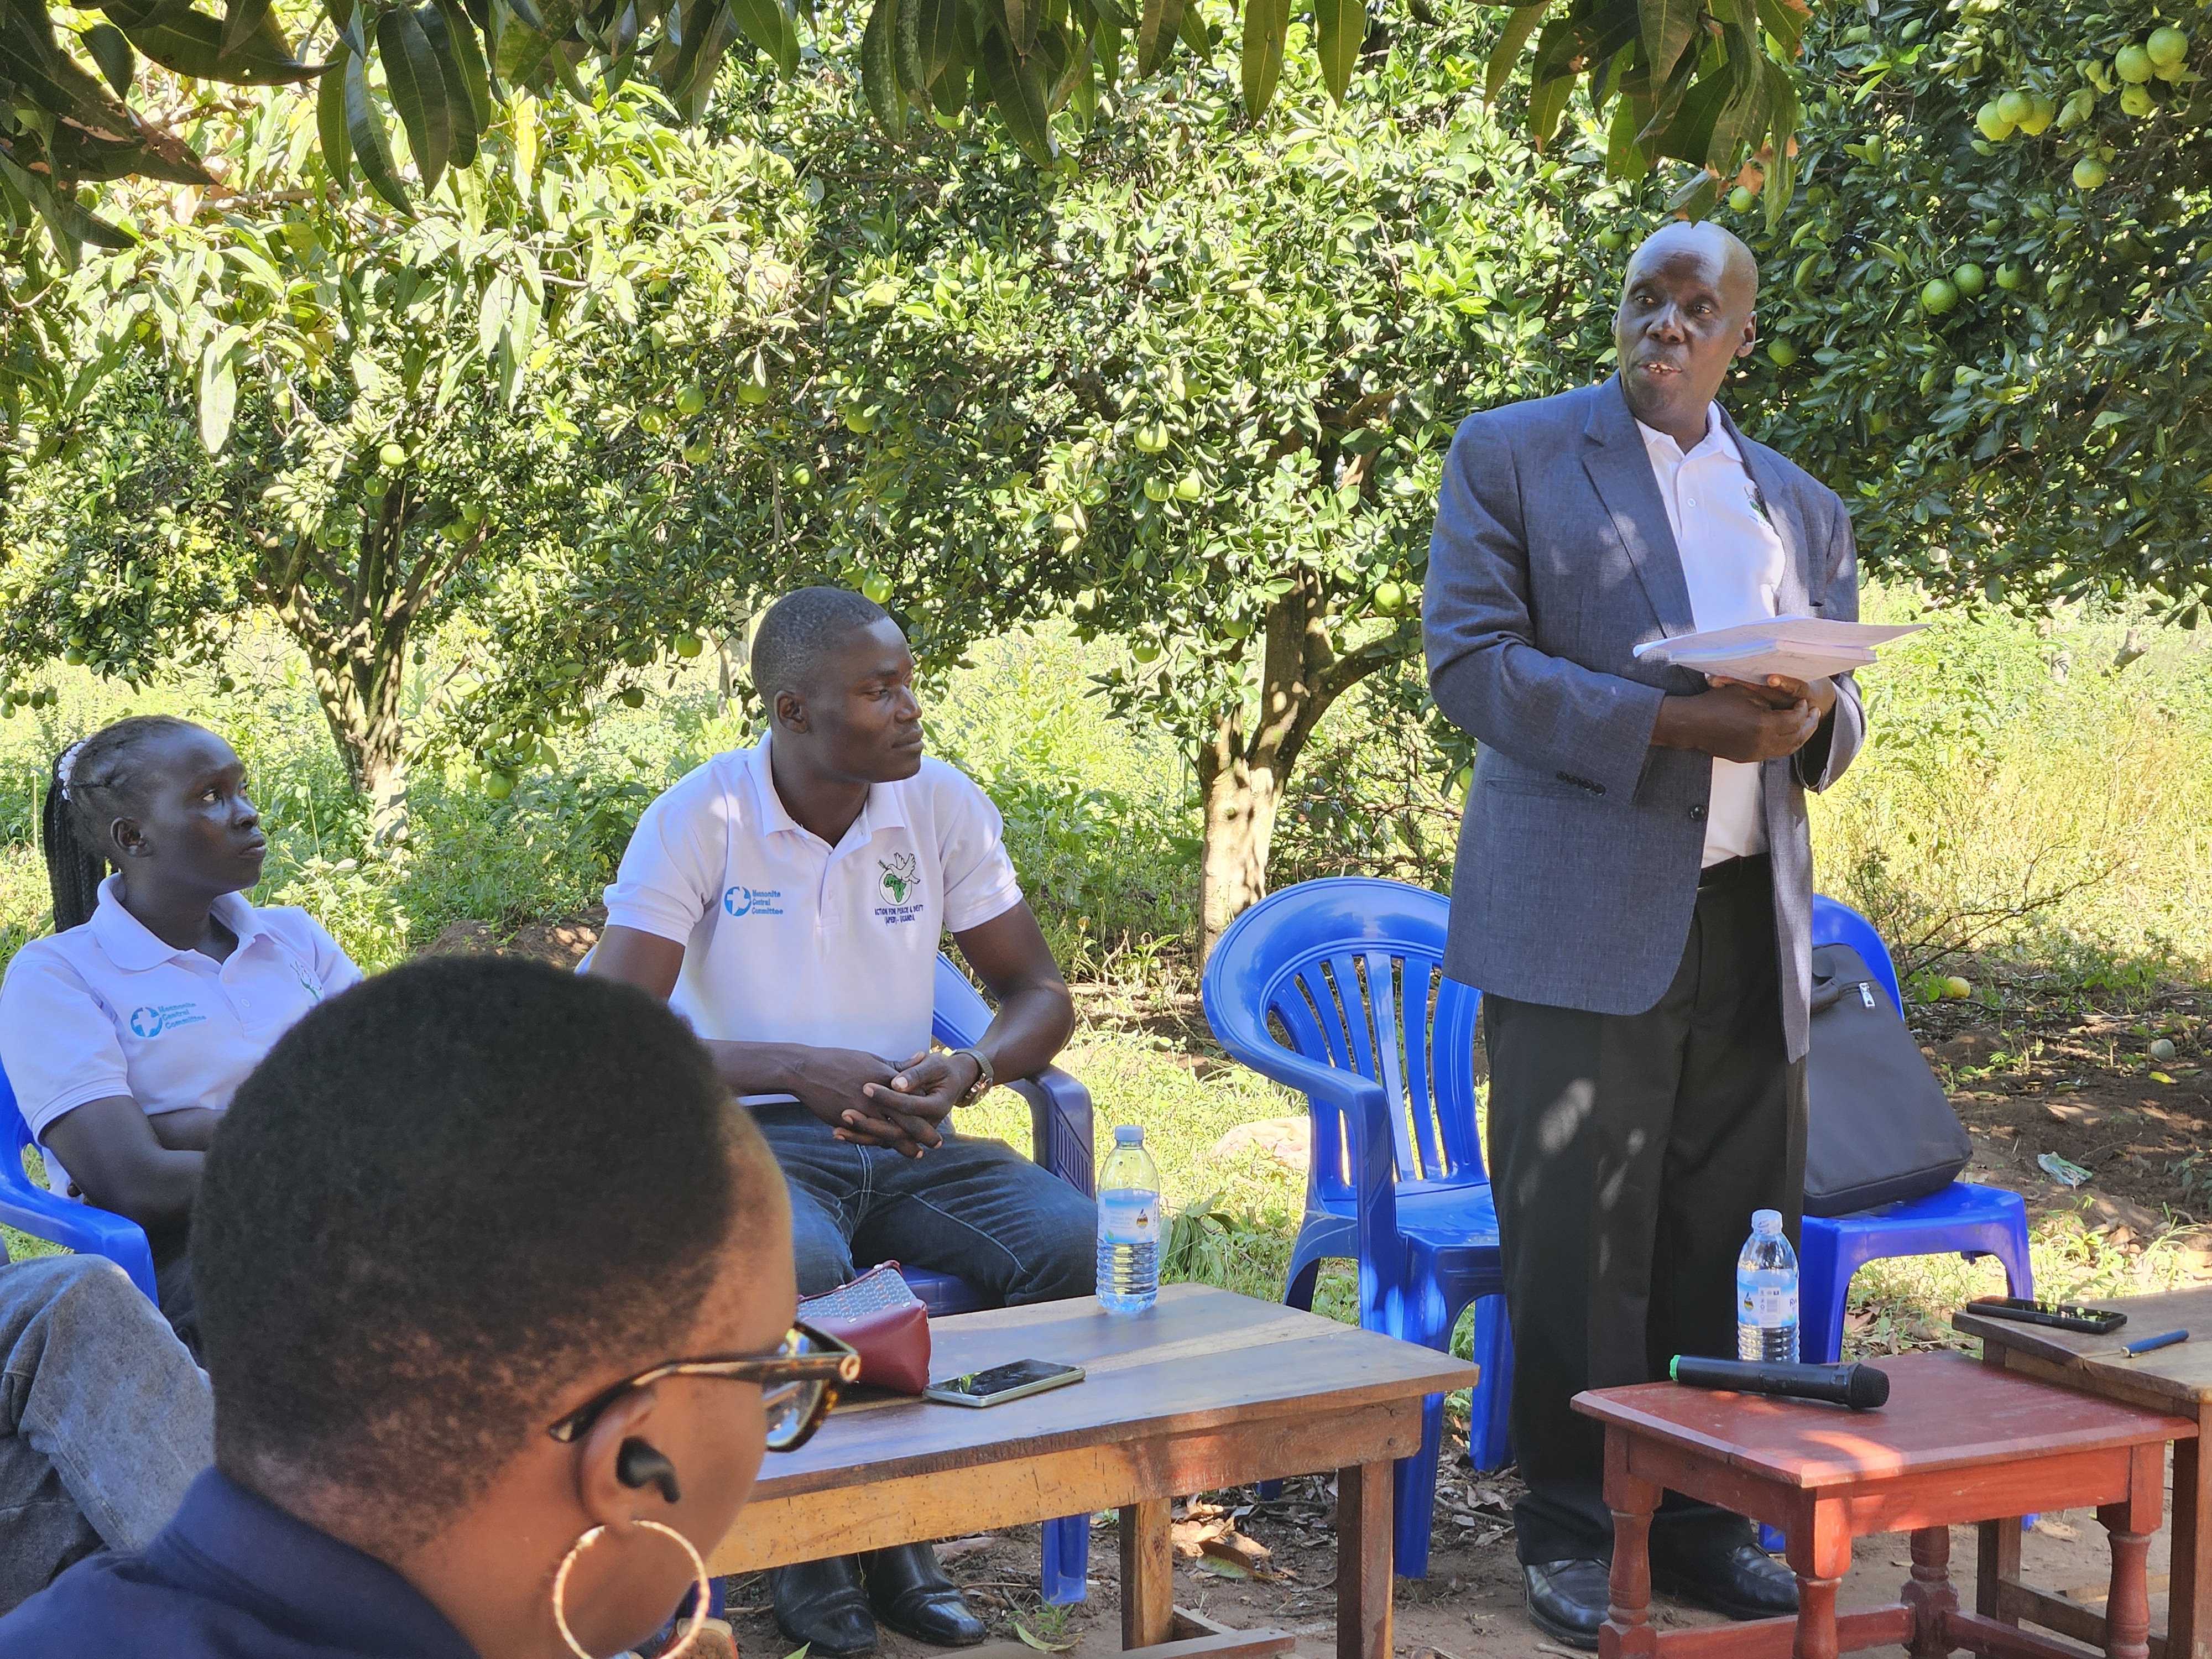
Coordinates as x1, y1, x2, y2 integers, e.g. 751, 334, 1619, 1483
546, 1323, 862, 1453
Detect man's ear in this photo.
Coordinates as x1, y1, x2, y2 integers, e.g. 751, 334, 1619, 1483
774, 689, 810, 734
1735, 314, 1759, 359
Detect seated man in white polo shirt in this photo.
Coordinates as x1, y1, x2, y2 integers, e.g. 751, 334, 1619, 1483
591, 586, 1094, 1659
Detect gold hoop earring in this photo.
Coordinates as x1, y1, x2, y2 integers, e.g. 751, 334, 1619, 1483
551, 1519, 712, 1659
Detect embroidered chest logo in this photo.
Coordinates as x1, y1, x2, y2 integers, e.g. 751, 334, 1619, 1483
724, 884, 785, 919
874, 853, 925, 926
1746, 482, 1775, 529
129, 1003, 207, 1039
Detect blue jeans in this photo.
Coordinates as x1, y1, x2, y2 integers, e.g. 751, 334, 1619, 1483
753, 1108, 1094, 1305
0, 1255, 213, 1611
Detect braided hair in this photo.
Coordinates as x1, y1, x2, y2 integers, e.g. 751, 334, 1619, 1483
41, 715, 202, 932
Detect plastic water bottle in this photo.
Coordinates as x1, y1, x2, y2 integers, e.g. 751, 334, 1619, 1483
1736, 1209, 1800, 1362
1096, 1126, 1162, 1313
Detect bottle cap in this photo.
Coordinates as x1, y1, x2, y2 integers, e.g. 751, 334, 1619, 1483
1114, 1125, 1144, 1146
1751, 1208, 1783, 1235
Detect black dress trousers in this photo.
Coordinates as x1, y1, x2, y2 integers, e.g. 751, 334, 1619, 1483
1481, 853, 1808, 1566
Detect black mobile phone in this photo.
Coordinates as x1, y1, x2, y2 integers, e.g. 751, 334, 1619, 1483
1965, 1297, 2127, 1335
922, 1358, 1086, 1408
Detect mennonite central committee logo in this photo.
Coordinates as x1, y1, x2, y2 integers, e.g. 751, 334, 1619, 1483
877, 853, 920, 907
724, 884, 785, 918
129, 1002, 207, 1039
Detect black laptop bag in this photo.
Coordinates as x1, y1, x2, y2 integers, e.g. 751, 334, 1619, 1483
1802, 943, 1973, 1217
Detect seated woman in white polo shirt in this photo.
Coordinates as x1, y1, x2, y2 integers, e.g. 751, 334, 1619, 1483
592, 586, 1095, 1659
0, 717, 360, 1353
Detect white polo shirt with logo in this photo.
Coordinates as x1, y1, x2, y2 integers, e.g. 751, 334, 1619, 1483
602, 739, 1025, 1099
0, 877, 362, 1191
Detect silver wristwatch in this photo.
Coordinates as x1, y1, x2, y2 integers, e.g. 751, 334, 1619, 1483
954, 1046, 995, 1107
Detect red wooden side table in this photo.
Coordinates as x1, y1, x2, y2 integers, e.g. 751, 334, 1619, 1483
1573, 1350, 2198, 1659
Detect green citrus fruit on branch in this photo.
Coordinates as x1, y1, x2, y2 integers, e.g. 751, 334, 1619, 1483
1133, 422, 1171, 454
2116, 43, 2155, 82
674, 633, 703, 658
2017, 93, 2057, 134
2074, 155, 2109, 189
1952, 263, 1986, 297
1975, 101, 2015, 140
860, 571, 895, 605
2120, 83, 2155, 116
378, 441, 407, 468
676, 383, 706, 416
1995, 260, 2029, 291
1728, 185, 1756, 213
1996, 89, 2032, 125
2148, 25, 2189, 66
1374, 580, 1407, 613
1767, 339, 1799, 367
1920, 277, 1960, 315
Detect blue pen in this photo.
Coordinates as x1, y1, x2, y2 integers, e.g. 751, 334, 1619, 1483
2101, 1329, 2189, 1359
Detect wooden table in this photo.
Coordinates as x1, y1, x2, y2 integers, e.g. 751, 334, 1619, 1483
707, 1284, 1476, 1659
1573, 1350, 2198, 1659
1958, 1286, 2212, 1659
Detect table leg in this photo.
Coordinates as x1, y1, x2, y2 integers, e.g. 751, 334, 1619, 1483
2100, 1443, 2164, 1659
1600, 1432, 1662, 1658
1120, 1498, 1173, 1651
1976, 1512, 2023, 1623
1784, 1498, 1851, 1659
1336, 1462, 1392, 1659
1902, 1526, 1959, 1658
2173, 1430, 2209, 1659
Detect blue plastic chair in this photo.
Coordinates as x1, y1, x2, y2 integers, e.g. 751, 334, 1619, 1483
1799, 895, 2033, 1365
0, 1061, 158, 1300
1202, 877, 1508, 1581
915, 954, 1095, 1604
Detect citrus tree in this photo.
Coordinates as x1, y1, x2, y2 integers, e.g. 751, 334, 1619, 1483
2, 0, 1816, 273
1724, 0, 2208, 619
0, 82, 807, 834
611, 10, 1623, 942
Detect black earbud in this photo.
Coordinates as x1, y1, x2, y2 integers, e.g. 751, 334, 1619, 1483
615, 1439, 683, 1505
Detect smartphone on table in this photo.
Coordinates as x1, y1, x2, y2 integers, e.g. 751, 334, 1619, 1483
923, 1358, 1086, 1407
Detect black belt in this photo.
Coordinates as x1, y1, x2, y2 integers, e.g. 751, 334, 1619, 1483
1698, 852, 1771, 889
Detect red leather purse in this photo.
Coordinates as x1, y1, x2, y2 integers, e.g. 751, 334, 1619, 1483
796, 1264, 931, 1394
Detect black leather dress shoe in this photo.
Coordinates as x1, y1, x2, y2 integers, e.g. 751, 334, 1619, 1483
1522, 1557, 1610, 1651
860, 1542, 988, 1647
770, 1556, 878, 1658
1652, 1542, 1801, 1621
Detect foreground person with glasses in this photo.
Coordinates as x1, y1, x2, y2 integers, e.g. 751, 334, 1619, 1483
0, 956, 851, 1659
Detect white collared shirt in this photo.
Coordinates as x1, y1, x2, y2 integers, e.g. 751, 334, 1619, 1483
1637, 403, 1787, 865
0, 877, 361, 1190
602, 739, 1025, 1098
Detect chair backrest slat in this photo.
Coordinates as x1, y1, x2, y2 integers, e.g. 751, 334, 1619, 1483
1207, 878, 1490, 1201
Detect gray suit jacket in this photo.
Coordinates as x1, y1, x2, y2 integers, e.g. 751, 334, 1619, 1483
1422, 376, 1865, 1061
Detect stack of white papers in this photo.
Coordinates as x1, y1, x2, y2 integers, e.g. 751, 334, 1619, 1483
1631, 616, 1927, 682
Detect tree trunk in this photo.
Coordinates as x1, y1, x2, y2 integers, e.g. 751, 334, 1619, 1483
302, 616, 411, 846
259, 481, 473, 850
1198, 739, 1282, 950
1193, 570, 1396, 956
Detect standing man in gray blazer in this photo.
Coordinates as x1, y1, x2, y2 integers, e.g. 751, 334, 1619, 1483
1422, 220, 1865, 1650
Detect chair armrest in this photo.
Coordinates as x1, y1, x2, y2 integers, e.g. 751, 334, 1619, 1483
1207, 1041, 1402, 1306
0, 1185, 158, 1302
1011, 1066, 1093, 1198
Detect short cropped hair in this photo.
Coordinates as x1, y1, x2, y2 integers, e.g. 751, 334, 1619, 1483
750, 586, 891, 707
192, 957, 763, 1551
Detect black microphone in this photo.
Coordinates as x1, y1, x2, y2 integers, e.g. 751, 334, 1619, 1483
1669, 1354, 1890, 1410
